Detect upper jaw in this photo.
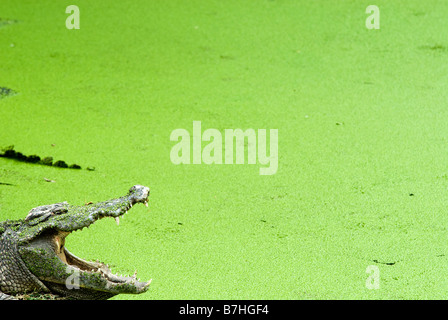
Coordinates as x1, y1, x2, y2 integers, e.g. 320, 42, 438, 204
92, 185, 150, 226
58, 185, 150, 231
20, 185, 151, 242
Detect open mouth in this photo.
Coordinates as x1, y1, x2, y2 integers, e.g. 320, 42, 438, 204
54, 229, 151, 289
30, 185, 152, 299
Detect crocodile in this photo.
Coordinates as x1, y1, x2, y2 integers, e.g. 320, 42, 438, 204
0, 185, 152, 300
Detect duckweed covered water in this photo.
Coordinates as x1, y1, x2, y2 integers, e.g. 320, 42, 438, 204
1, 0, 448, 299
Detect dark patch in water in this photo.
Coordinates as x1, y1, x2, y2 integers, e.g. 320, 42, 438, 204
0, 18, 19, 28
0, 145, 83, 170
0, 87, 17, 99
418, 44, 447, 52
373, 259, 397, 266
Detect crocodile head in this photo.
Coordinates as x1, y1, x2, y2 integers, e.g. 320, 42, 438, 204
16, 185, 151, 300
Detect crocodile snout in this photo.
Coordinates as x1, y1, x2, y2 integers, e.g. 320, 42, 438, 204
129, 185, 150, 207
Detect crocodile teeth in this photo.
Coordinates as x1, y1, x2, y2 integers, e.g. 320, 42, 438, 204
115, 217, 120, 226
144, 201, 148, 207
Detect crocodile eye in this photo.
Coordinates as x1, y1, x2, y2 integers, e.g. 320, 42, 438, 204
25, 202, 68, 222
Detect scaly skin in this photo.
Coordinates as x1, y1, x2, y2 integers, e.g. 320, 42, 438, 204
0, 185, 151, 300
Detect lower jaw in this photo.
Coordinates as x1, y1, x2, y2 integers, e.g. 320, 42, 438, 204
41, 281, 116, 300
